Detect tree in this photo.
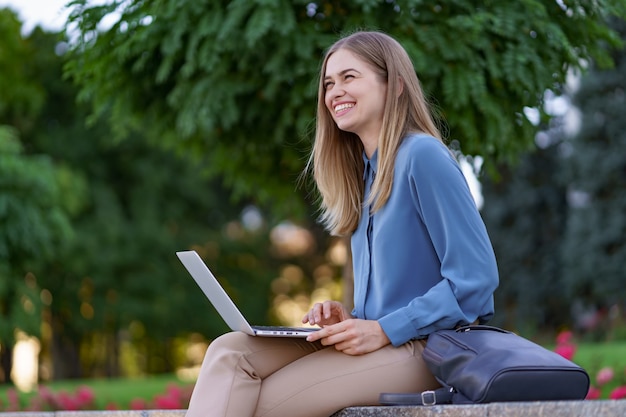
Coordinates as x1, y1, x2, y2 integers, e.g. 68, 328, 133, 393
0, 9, 44, 133
480, 123, 570, 333
64, 0, 626, 217
0, 11, 290, 379
0, 8, 85, 383
18, 36, 283, 376
480, 18, 626, 337
0, 126, 82, 382
560, 18, 626, 339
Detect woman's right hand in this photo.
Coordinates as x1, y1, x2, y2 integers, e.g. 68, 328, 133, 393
302, 300, 352, 327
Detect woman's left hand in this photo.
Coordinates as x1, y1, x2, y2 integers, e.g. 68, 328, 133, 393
306, 319, 391, 355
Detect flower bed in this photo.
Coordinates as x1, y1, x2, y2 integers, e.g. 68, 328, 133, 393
554, 330, 626, 400
0, 383, 193, 411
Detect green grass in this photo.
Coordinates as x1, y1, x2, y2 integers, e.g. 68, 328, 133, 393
575, 341, 626, 373
1, 341, 625, 409
574, 340, 626, 399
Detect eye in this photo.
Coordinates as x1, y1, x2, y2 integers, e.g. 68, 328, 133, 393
323, 80, 334, 89
344, 74, 355, 80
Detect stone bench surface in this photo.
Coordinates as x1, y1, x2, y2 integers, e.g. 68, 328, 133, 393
332, 400, 626, 416
2, 400, 626, 417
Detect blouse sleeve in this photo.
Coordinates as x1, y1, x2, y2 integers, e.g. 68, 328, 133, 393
377, 138, 499, 345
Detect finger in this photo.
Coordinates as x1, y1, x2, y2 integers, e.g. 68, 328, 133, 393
319, 332, 339, 346
322, 301, 334, 319
306, 328, 327, 342
305, 304, 319, 325
307, 322, 340, 343
333, 334, 362, 355
303, 307, 316, 324
334, 340, 348, 352
302, 312, 312, 324
320, 324, 346, 346
337, 344, 361, 356
313, 306, 322, 324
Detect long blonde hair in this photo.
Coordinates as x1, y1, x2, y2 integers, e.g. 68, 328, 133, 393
307, 31, 443, 236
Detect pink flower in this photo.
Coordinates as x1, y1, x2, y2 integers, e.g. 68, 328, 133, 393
38, 386, 55, 402
556, 330, 573, 345
7, 388, 19, 405
153, 394, 182, 409
29, 386, 55, 410
554, 344, 576, 361
596, 367, 614, 386
150, 383, 188, 409
5, 388, 20, 411
75, 386, 95, 406
130, 398, 149, 410
609, 386, 626, 400
166, 384, 183, 398
586, 386, 602, 400
57, 392, 79, 411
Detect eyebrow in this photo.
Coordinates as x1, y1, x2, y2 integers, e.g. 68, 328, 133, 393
323, 68, 361, 80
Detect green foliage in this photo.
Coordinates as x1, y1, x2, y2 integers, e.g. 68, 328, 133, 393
0, 126, 83, 344
0, 129, 82, 260
0, 11, 330, 379
560, 18, 626, 307
0, 13, 316, 377
0, 9, 45, 131
481, 18, 626, 334
480, 137, 570, 331
65, 0, 626, 215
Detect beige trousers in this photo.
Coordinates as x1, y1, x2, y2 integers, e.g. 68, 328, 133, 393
185, 331, 439, 417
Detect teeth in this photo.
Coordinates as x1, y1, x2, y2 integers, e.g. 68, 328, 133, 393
334, 103, 354, 112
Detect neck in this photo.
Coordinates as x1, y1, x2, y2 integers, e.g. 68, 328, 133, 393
360, 135, 378, 159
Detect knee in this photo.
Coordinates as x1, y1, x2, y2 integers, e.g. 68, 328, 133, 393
200, 332, 255, 373
206, 331, 250, 356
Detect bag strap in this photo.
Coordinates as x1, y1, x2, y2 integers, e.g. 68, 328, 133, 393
454, 324, 512, 334
419, 387, 455, 405
379, 386, 455, 406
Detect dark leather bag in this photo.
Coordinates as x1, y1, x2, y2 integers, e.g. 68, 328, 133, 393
380, 325, 590, 405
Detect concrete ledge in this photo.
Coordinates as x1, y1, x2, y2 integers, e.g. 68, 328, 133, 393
2, 401, 626, 417
0, 412, 187, 417
331, 400, 626, 416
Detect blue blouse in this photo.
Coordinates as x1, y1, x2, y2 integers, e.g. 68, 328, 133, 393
350, 133, 499, 346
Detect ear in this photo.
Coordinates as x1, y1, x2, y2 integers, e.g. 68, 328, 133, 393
396, 76, 404, 98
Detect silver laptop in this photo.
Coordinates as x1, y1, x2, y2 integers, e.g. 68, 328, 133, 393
176, 250, 319, 338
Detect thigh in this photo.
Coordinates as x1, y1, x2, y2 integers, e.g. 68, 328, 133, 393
187, 333, 327, 417
254, 339, 439, 417
207, 332, 325, 378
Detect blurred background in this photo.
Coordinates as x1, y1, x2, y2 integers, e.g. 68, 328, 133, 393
0, 0, 625, 403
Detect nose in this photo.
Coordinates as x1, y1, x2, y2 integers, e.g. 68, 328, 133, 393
327, 84, 345, 103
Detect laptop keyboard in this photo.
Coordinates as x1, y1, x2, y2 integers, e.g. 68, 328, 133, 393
253, 325, 317, 332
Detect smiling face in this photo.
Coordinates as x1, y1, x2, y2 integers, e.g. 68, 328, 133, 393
323, 48, 388, 156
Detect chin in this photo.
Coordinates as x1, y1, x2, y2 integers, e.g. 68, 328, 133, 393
335, 121, 357, 134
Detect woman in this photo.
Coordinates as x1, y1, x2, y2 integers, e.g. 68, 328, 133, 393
185, 30, 498, 417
